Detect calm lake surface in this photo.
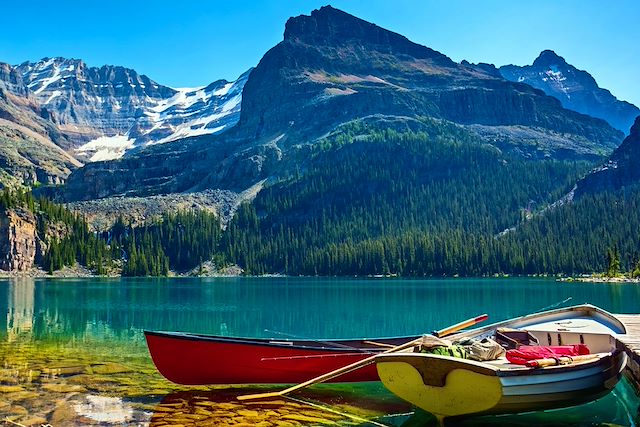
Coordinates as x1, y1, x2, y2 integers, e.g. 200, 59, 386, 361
1, 277, 639, 426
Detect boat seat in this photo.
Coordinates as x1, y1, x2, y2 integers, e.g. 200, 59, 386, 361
495, 328, 539, 349
483, 356, 527, 370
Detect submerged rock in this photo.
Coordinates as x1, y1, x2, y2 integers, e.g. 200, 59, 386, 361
89, 362, 132, 375
73, 395, 135, 424
42, 383, 87, 393
0, 385, 24, 393
50, 401, 78, 425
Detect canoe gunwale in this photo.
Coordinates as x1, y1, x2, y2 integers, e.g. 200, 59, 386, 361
145, 304, 622, 354
448, 304, 626, 342
143, 330, 420, 352
376, 349, 621, 379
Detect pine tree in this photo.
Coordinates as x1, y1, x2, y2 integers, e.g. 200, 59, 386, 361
606, 247, 621, 277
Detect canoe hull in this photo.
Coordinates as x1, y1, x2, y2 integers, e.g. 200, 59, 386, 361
144, 331, 415, 385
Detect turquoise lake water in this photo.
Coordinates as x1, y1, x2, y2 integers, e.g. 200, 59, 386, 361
1, 277, 639, 426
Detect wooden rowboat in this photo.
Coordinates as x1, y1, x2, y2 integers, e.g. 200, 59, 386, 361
144, 331, 419, 385
375, 304, 627, 422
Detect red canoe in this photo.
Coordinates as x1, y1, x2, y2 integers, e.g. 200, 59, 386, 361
144, 331, 420, 385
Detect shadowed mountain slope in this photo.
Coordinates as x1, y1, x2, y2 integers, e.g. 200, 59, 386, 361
62, 6, 622, 202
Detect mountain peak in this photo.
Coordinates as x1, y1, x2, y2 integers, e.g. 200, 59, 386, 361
282, 5, 454, 68
500, 50, 639, 132
20, 56, 85, 69
284, 6, 378, 42
532, 50, 567, 67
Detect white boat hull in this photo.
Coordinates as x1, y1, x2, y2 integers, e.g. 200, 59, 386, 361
495, 350, 625, 413
375, 304, 627, 419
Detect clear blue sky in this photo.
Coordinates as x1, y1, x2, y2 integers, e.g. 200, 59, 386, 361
1, 1, 638, 108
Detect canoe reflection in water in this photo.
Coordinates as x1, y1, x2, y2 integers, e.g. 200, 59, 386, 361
147, 387, 411, 426
147, 380, 640, 427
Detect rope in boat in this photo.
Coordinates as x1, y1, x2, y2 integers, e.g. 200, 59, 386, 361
536, 296, 573, 313
261, 353, 370, 361
264, 329, 375, 353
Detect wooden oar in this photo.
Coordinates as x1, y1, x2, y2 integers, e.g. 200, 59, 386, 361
526, 353, 599, 368
432, 314, 489, 337
237, 313, 488, 401
364, 340, 399, 348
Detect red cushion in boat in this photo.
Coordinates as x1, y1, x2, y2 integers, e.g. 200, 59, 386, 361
506, 344, 590, 365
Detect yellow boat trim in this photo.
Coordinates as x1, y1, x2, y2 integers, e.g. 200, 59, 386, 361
376, 361, 502, 417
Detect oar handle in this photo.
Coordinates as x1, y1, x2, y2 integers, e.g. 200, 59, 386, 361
432, 314, 488, 338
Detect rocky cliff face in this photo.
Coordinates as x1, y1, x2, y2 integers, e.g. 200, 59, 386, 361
500, 50, 639, 133
575, 116, 640, 196
237, 7, 621, 145
0, 58, 250, 162
62, 6, 623, 202
0, 56, 249, 186
0, 62, 27, 96
15, 57, 173, 149
0, 80, 82, 187
0, 208, 40, 271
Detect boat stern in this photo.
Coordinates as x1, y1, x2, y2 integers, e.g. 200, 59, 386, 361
376, 353, 503, 418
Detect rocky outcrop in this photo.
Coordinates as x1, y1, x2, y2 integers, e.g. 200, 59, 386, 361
575, 116, 640, 196
0, 62, 27, 96
0, 208, 40, 271
500, 50, 639, 133
15, 58, 175, 146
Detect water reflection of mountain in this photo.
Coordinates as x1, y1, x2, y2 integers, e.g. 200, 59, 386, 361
1, 277, 639, 343
4, 278, 35, 341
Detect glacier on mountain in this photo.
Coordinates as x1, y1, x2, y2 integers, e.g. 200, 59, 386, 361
10, 57, 251, 161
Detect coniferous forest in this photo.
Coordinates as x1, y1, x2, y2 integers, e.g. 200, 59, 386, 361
2, 118, 639, 277
222, 119, 640, 276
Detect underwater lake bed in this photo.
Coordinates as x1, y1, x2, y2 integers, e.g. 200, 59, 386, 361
1, 277, 639, 426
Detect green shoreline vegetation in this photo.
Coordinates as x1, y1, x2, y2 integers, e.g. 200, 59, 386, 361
2, 122, 640, 278
3, 186, 640, 280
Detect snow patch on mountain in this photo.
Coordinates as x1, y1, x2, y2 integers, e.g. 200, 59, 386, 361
76, 135, 136, 162
546, 65, 565, 79
150, 86, 207, 114
152, 123, 227, 145
44, 90, 62, 104
213, 82, 234, 96
141, 74, 248, 146
25, 58, 70, 94
541, 66, 570, 98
